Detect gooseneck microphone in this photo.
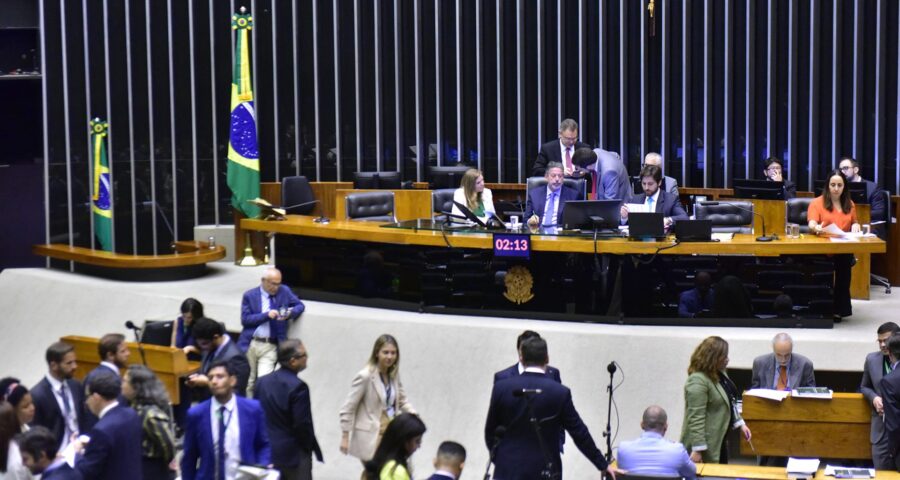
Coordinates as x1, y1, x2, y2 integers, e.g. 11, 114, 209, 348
699, 201, 775, 242
607, 361, 617, 374
124, 321, 148, 366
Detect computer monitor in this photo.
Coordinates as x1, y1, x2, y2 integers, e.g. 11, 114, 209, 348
353, 171, 380, 189
429, 166, 471, 189
732, 178, 785, 200
813, 180, 868, 204
140, 320, 174, 347
376, 171, 402, 189
559, 200, 621, 231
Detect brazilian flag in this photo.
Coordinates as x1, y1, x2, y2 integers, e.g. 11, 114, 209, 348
226, 10, 261, 219
91, 119, 113, 251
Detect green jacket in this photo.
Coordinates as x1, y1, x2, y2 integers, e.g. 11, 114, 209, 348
680, 371, 744, 463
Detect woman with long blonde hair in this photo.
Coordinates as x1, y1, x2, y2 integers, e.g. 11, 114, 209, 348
680, 336, 751, 464
339, 334, 417, 463
451, 168, 495, 222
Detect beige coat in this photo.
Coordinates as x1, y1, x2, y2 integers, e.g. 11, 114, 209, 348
339, 366, 416, 461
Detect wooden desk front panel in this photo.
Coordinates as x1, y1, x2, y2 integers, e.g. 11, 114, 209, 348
740, 393, 871, 459
698, 464, 900, 479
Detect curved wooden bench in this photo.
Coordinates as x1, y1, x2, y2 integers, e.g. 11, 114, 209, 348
33, 241, 226, 280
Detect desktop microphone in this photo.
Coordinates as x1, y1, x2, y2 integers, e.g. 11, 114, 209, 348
607, 361, 617, 374
512, 388, 543, 397
699, 201, 775, 242
124, 320, 141, 332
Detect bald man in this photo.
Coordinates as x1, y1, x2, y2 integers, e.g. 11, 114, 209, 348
616, 405, 696, 479
643, 153, 679, 197
751, 333, 816, 390
240, 267, 306, 397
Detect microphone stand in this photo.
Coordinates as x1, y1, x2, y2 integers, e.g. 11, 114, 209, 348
700, 201, 775, 242
603, 362, 616, 464
126, 322, 148, 366
522, 395, 559, 480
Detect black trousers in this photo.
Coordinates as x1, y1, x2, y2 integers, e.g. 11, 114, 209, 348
833, 254, 853, 317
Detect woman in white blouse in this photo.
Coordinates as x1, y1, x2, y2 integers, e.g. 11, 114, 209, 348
451, 168, 495, 223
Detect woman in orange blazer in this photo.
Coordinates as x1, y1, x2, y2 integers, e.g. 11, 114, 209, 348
339, 334, 416, 462
808, 168, 860, 321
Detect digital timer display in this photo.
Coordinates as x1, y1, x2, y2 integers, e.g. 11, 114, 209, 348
493, 233, 531, 259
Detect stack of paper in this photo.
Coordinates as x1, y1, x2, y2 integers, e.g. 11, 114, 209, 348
824, 465, 875, 478
792, 387, 834, 399
744, 388, 790, 401
787, 457, 820, 479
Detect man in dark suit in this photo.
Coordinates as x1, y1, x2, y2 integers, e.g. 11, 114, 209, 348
677, 271, 715, 318
524, 162, 580, 228
19, 426, 83, 479
240, 267, 306, 396
532, 118, 591, 177
862, 322, 900, 469
763, 157, 797, 200
182, 359, 272, 480
74, 370, 143, 480
427, 441, 466, 480
186, 317, 251, 397
643, 152, 680, 196
494, 330, 562, 384
485, 337, 615, 480
254, 339, 322, 480
839, 157, 888, 238
621, 164, 688, 229
30, 341, 87, 452
82, 333, 131, 430
880, 333, 900, 470
751, 333, 816, 390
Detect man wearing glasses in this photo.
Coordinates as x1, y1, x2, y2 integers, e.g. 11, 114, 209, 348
762, 157, 796, 200
838, 157, 887, 237
532, 118, 591, 177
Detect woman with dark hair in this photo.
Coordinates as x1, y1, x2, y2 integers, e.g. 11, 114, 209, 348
340, 334, 417, 462
364, 413, 426, 480
0, 402, 29, 479
450, 168, 495, 223
170, 297, 204, 353
122, 365, 176, 479
681, 336, 751, 464
0, 378, 34, 433
808, 169, 860, 320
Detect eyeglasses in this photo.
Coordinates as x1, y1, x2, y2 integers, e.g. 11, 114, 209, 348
839, 166, 854, 171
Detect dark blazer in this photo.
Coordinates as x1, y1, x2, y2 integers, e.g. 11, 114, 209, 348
42, 462, 83, 480
629, 191, 688, 222
82, 364, 124, 431
862, 179, 887, 223
523, 185, 580, 225
201, 337, 251, 397
181, 396, 272, 480
880, 366, 900, 456
426, 474, 456, 480
493, 363, 562, 384
75, 404, 144, 480
533, 139, 591, 177
254, 368, 323, 468
30, 376, 87, 447
750, 353, 816, 390
239, 285, 305, 351
485, 372, 608, 479
862, 352, 892, 444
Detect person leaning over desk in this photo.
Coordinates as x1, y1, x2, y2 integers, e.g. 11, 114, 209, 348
807, 168, 860, 321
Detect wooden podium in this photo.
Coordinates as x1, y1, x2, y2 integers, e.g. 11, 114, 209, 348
740, 392, 872, 459
62, 335, 200, 405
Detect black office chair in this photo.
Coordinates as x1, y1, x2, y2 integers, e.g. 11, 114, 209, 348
431, 188, 456, 221
871, 189, 892, 294
695, 201, 754, 234
345, 191, 396, 222
525, 176, 587, 200
281, 175, 317, 215
785, 197, 813, 234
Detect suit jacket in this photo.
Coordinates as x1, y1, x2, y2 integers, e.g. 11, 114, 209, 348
533, 139, 591, 177
181, 396, 272, 480
30, 376, 87, 448
663, 175, 680, 197
82, 364, 125, 431
861, 351, 891, 444
590, 148, 633, 203
485, 372, 608, 478
75, 404, 143, 480
239, 285, 305, 351
523, 185, 579, 225
254, 368, 323, 467
493, 363, 565, 451
339, 366, 416, 461
201, 337, 251, 397
617, 431, 697, 479
629, 191, 688, 223
426, 474, 456, 480
680, 371, 744, 464
750, 353, 816, 390
42, 462, 83, 480
678, 288, 714, 318
881, 367, 900, 456
861, 179, 887, 224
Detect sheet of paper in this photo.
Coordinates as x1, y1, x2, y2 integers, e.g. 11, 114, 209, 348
829, 236, 859, 243
625, 203, 649, 214
744, 388, 789, 401
822, 223, 848, 236
711, 233, 734, 242
787, 457, 820, 474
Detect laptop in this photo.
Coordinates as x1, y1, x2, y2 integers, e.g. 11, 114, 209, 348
672, 219, 712, 242
628, 212, 666, 240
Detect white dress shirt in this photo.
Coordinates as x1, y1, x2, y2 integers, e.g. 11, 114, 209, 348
45, 374, 78, 451
211, 395, 242, 480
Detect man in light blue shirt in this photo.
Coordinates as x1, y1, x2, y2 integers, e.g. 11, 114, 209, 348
617, 405, 697, 479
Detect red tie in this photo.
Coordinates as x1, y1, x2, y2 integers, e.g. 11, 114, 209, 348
564, 147, 572, 174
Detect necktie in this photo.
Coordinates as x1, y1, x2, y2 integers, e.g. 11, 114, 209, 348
59, 383, 75, 434
646, 196, 655, 212
564, 147, 572, 174
217, 405, 227, 480
544, 191, 558, 227
777, 365, 788, 390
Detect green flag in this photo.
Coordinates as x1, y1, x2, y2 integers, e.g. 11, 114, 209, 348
226, 10, 261, 218
90, 118, 113, 251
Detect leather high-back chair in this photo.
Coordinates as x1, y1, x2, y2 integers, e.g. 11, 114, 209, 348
525, 176, 587, 200
694, 201, 754, 234
281, 176, 317, 215
785, 197, 813, 234
431, 188, 457, 221
345, 191, 396, 222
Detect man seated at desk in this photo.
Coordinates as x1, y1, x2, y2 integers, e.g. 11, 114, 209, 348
616, 405, 696, 480
751, 332, 816, 390
525, 162, 579, 228
678, 271, 714, 318
763, 157, 797, 200
620, 164, 688, 229
839, 156, 888, 238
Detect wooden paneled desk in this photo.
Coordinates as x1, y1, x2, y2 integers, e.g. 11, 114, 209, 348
697, 463, 900, 479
